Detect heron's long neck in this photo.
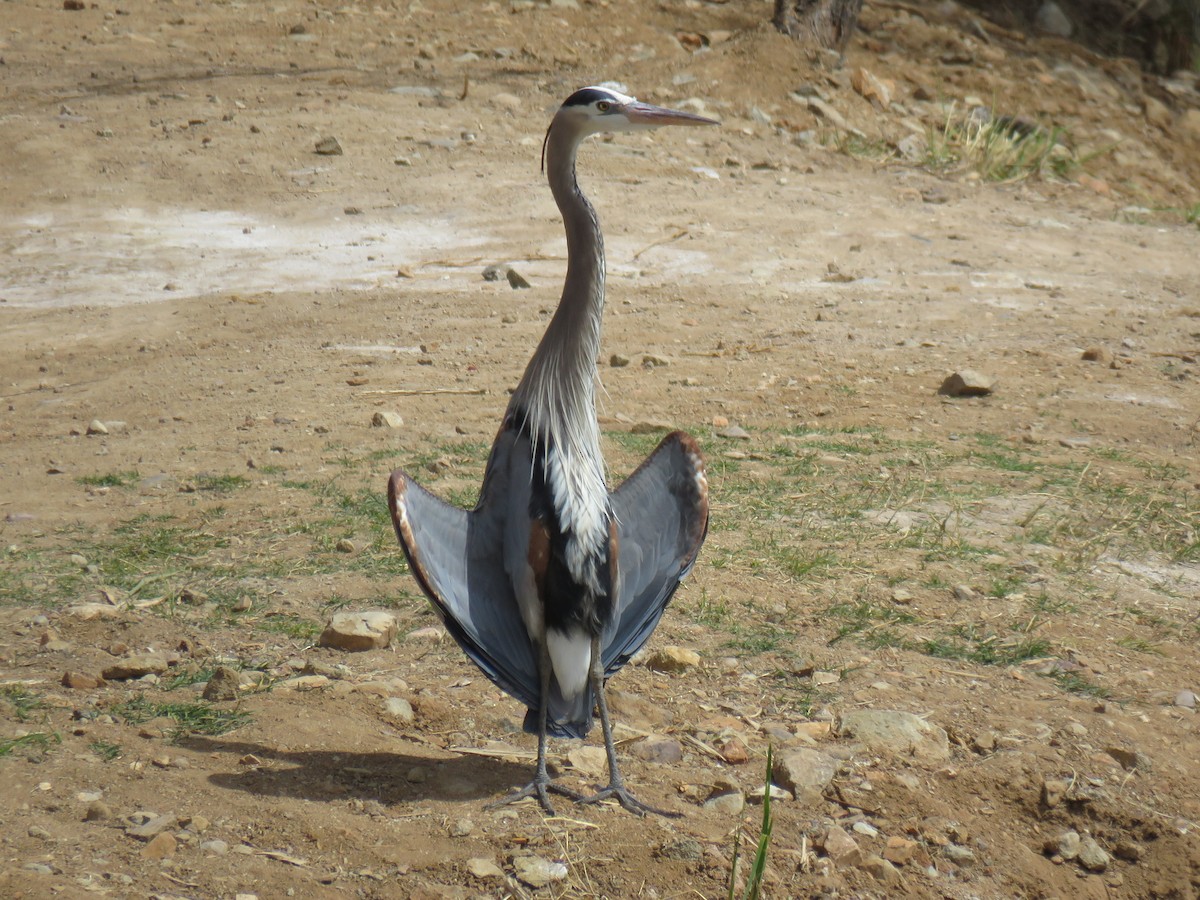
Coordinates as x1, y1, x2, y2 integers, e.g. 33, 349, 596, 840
511, 128, 605, 449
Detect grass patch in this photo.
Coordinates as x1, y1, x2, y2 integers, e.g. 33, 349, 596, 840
257, 615, 322, 641
826, 599, 918, 645
111, 696, 250, 738
0, 732, 61, 757
89, 739, 122, 761
195, 473, 250, 493
76, 470, 139, 488
1, 686, 48, 722
1046, 670, 1111, 699
924, 105, 1075, 183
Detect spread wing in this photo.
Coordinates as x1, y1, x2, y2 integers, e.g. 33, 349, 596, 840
387, 429, 540, 711
602, 431, 709, 675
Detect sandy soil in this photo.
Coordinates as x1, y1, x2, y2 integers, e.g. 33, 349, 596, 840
2, 0, 1199, 897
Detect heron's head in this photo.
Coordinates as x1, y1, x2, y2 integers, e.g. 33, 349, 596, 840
543, 84, 718, 169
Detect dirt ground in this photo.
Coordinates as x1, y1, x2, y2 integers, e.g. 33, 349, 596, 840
2, 0, 1200, 897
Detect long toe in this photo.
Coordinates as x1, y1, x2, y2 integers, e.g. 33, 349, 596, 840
579, 784, 681, 818
488, 778, 587, 817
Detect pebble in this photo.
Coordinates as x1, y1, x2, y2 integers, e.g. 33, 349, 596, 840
506, 268, 531, 289
1078, 836, 1110, 871
629, 734, 683, 764
383, 696, 415, 724
703, 788, 745, 815
938, 370, 995, 397
141, 832, 177, 859
23, 863, 55, 875
102, 654, 168, 680
838, 709, 950, 761
371, 411, 404, 429
1051, 829, 1081, 860
1035, 0, 1073, 37
1081, 345, 1113, 364
86, 419, 109, 435
450, 818, 474, 837
644, 645, 700, 673
405, 625, 445, 643
659, 838, 703, 862
1106, 746, 1151, 771
883, 835, 918, 866
717, 424, 751, 440
67, 602, 123, 620
314, 136, 343, 155
852, 821, 879, 838
335, 538, 356, 553
1174, 690, 1196, 709
772, 748, 838, 803
128, 812, 177, 839
642, 354, 670, 368
202, 666, 242, 701
466, 856, 504, 879
200, 839, 229, 855
609, 353, 630, 367
566, 745, 607, 778
62, 671, 104, 689
858, 853, 901, 883
85, 800, 113, 821
318, 610, 398, 651
820, 825, 862, 866
512, 856, 567, 888
943, 843, 976, 865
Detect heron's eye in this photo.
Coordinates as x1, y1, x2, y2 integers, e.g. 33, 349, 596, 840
596, 101, 611, 113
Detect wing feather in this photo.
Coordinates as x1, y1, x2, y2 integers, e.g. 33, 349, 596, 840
602, 431, 709, 675
387, 429, 540, 711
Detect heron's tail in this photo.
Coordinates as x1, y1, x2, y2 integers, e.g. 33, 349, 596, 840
523, 681, 593, 740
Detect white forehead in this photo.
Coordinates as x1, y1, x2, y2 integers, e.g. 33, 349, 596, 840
584, 83, 636, 104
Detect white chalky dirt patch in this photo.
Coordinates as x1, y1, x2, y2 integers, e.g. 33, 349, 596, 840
0, 207, 491, 308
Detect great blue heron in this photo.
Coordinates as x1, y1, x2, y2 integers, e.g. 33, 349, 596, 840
388, 85, 715, 816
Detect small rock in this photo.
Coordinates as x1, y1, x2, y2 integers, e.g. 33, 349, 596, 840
1035, 1, 1072, 37
86, 419, 109, 435
1051, 830, 1081, 860
1081, 346, 1113, 364
506, 268, 531, 289
645, 646, 700, 673
335, 538, 356, 553
383, 696, 415, 725
566, 745, 607, 778
820, 825, 862, 866
1106, 746, 1151, 772
1078, 836, 1109, 872
703, 788, 745, 815
200, 839, 229, 855
1042, 777, 1069, 808
512, 855, 567, 888
405, 625, 445, 643
318, 611, 398, 651
371, 411, 403, 429
450, 818, 474, 837
883, 836, 918, 866
23, 863, 55, 875
85, 800, 113, 822
314, 136, 343, 155
642, 354, 670, 368
953, 583, 978, 602
858, 853, 900, 883
202, 666, 242, 701
938, 370, 995, 397
717, 425, 751, 440
1173, 690, 1196, 709
838, 710, 950, 761
971, 730, 997, 753
66, 602, 123, 620
128, 812, 177, 840
852, 821, 879, 838
102, 655, 168, 681
943, 843, 976, 865
630, 734, 683, 764
609, 353, 630, 368
716, 736, 749, 764
62, 671, 104, 690
141, 832, 177, 859
466, 857, 504, 879
658, 838, 703, 862
1113, 839, 1142, 862
28, 825, 52, 840
773, 748, 838, 803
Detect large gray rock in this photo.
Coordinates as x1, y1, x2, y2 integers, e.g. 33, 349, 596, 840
838, 710, 950, 761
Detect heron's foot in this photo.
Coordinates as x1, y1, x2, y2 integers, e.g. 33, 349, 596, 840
579, 782, 681, 818
488, 776, 586, 817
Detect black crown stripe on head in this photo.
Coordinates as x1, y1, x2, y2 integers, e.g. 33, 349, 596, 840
562, 87, 622, 108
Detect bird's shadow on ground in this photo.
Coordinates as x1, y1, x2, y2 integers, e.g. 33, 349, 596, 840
178, 735, 531, 806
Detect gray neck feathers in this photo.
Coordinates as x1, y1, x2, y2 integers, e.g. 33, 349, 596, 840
509, 120, 609, 568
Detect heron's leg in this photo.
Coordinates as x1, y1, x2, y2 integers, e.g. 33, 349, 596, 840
579, 636, 680, 818
487, 640, 584, 816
